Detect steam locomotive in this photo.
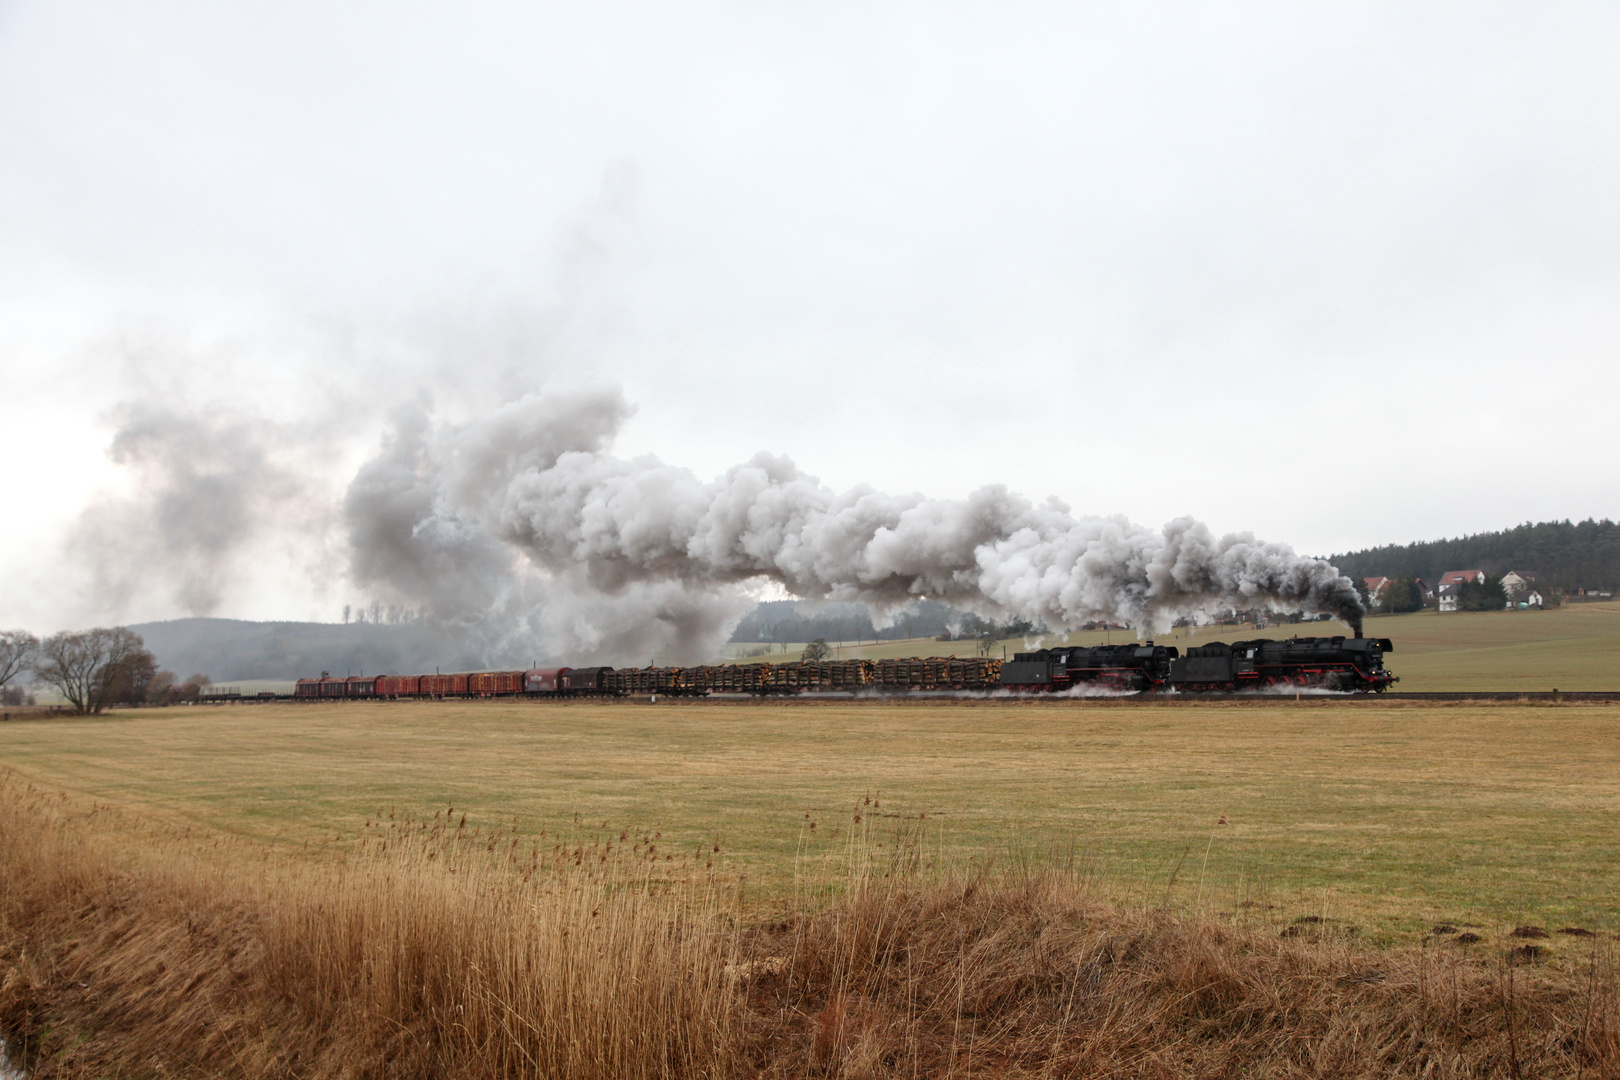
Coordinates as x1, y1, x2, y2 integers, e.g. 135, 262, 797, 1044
1004, 635, 1396, 693
295, 634, 1396, 698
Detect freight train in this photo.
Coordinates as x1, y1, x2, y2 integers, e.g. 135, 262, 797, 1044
296, 634, 1396, 698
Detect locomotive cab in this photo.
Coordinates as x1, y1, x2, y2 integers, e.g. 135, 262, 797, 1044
1000, 649, 1063, 688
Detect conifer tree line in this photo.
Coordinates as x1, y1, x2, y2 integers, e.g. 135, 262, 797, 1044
1330, 518, 1619, 594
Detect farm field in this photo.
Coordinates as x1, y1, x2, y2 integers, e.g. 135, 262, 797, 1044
735, 601, 1620, 691
3, 696, 1619, 935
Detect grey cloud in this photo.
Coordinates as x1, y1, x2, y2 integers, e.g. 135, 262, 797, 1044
67, 401, 321, 620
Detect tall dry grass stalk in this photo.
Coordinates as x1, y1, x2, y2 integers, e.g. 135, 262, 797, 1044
3, 774, 1618, 1078
0, 775, 738, 1078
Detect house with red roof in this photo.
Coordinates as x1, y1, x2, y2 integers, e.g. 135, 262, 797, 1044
1363, 577, 1391, 604
1437, 569, 1485, 612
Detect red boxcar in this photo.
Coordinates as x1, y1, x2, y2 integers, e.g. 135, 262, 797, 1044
345, 676, 376, 697
419, 673, 469, 696
295, 678, 321, 698
526, 667, 570, 693
559, 666, 612, 693
374, 675, 421, 697
319, 677, 348, 697
468, 670, 525, 695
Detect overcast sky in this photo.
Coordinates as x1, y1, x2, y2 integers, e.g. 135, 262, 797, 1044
2, 1, 1616, 629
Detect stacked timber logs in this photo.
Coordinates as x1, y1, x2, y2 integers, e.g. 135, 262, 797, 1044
698, 664, 771, 693
760, 659, 875, 693
873, 657, 1002, 691
603, 667, 685, 695
595, 656, 1002, 696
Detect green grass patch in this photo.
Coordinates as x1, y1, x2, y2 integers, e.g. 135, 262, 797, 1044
4, 697, 1619, 936
739, 602, 1620, 691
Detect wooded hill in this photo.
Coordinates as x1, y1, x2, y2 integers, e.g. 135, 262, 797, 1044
127, 618, 509, 683
1329, 518, 1620, 593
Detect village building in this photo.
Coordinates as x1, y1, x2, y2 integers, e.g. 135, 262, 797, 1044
1436, 569, 1485, 612
1500, 571, 1545, 608
1501, 570, 1537, 597
1363, 577, 1390, 604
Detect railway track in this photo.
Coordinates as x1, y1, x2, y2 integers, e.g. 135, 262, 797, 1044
208, 689, 1620, 704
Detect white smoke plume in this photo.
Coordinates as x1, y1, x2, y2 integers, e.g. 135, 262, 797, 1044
68, 401, 331, 621
341, 388, 756, 665
341, 384, 1364, 664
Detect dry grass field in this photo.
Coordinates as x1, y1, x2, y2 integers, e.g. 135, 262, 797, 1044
9, 610, 1616, 1075
744, 600, 1620, 691
3, 696, 1618, 932
7, 697, 1620, 1077
7, 771, 1617, 1080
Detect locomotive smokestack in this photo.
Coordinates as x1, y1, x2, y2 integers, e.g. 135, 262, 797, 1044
1350, 616, 1364, 639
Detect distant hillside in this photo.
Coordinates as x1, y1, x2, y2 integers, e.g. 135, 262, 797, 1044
127, 619, 514, 682
1329, 518, 1620, 592
726, 599, 1032, 643
729, 599, 960, 644
126, 604, 979, 681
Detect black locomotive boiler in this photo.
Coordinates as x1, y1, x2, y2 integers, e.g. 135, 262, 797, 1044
1169, 635, 1396, 693
1001, 643, 1181, 692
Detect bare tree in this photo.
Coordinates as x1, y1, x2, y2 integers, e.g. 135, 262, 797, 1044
146, 670, 177, 704
106, 645, 159, 705
0, 629, 39, 700
34, 627, 149, 715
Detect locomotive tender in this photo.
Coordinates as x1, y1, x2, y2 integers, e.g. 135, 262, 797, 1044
296, 634, 1395, 699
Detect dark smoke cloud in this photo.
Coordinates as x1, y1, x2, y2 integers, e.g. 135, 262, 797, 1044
68, 401, 326, 621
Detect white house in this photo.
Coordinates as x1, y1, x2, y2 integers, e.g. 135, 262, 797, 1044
1437, 569, 1485, 613
1501, 570, 1538, 596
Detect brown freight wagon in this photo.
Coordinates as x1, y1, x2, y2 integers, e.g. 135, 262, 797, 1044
526, 668, 570, 693
345, 676, 377, 697
318, 677, 349, 697
560, 667, 613, 693
467, 671, 525, 695
418, 673, 470, 696
374, 675, 421, 697
295, 678, 321, 698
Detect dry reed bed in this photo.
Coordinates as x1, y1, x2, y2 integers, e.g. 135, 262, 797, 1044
2, 773, 1617, 1079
